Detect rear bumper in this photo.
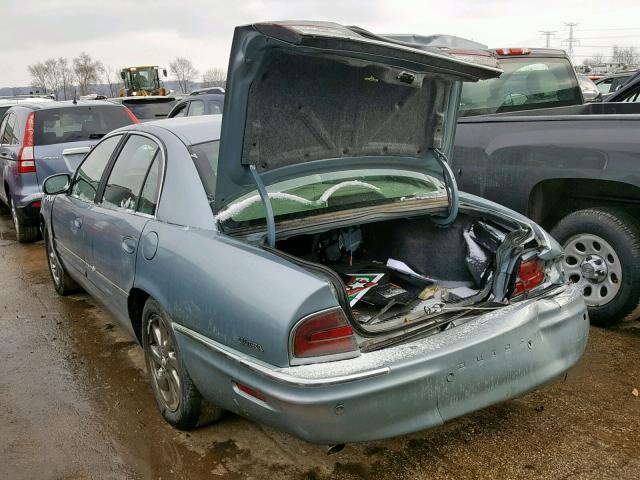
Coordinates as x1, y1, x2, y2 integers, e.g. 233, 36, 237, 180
13, 193, 43, 223
175, 285, 588, 444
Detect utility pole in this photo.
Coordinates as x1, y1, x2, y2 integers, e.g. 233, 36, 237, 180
563, 22, 579, 63
539, 30, 557, 48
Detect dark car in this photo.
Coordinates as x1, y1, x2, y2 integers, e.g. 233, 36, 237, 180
595, 72, 636, 95
605, 71, 640, 103
109, 96, 178, 122
39, 21, 587, 444
167, 93, 224, 118
0, 100, 137, 241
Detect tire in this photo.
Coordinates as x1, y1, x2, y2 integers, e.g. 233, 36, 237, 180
10, 196, 39, 243
44, 227, 80, 295
551, 208, 640, 326
142, 299, 223, 430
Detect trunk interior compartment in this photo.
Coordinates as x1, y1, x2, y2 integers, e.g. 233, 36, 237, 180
276, 212, 534, 337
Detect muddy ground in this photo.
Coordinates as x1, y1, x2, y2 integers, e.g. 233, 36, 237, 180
1, 213, 639, 480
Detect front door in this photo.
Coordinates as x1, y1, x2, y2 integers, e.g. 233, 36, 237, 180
83, 133, 162, 329
51, 134, 123, 279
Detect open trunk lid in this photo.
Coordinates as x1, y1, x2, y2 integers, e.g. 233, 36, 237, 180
215, 21, 502, 215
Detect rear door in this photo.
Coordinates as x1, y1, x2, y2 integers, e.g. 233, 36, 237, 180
33, 105, 134, 188
83, 133, 162, 326
52, 134, 124, 278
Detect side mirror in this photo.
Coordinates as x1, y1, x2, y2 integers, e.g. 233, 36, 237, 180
120, 71, 126, 80
163, 69, 167, 77
44, 173, 71, 195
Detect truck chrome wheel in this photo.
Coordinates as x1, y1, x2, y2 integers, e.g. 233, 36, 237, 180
146, 314, 182, 412
563, 233, 622, 306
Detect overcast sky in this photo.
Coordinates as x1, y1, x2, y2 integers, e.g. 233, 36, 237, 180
4, 0, 640, 88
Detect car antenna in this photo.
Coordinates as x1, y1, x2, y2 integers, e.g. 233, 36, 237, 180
73, 89, 77, 105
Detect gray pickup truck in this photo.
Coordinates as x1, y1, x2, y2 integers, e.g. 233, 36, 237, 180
451, 48, 640, 325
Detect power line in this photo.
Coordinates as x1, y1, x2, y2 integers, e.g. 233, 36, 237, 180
539, 30, 557, 48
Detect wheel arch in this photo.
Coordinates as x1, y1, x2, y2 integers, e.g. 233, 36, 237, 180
128, 288, 151, 344
529, 178, 640, 230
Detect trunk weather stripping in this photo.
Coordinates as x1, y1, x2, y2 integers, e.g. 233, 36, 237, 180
430, 148, 459, 226
249, 164, 276, 247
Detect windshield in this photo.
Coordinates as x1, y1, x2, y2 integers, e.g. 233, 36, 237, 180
459, 57, 582, 116
126, 68, 160, 91
214, 170, 446, 226
121, 99, 177, 120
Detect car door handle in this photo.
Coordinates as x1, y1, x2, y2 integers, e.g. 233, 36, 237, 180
121, 237, 137, 254
73, 218, 82, 229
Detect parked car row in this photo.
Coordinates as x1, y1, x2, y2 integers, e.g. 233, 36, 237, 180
0, 21, 597, 445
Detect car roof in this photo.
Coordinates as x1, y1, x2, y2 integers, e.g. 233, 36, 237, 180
131, 115, 222, 145
7, 99, 120, 111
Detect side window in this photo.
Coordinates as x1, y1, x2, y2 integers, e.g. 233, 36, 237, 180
209, 101, 222, 114
71, 135, 122, 203
138, 158, 161, 215
0, 115, 9, 144
102, 135, 159, 212
622, 88, 640, 103
1, 113, 17, 145
187, 100, 205, 116
171, 103, 188, 118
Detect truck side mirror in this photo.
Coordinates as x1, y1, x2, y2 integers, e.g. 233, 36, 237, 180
163, 69, 167, 77
120, 71, 126, 80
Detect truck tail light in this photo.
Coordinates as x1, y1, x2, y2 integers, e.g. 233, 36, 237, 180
495, 48, 531, 56
291, 308, 358, 361
122, 106, 139, 124
17, 112, 36, 174
514, 259, 545, 295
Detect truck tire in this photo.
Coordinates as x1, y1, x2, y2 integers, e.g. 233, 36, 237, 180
551, 208, 640, 326
10, 197, 39, 243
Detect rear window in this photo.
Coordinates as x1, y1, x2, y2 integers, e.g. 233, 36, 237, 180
121, 99, 177, 120
459, 57, 582, 117
0, 106, 10, 118
34, 105, 133, 146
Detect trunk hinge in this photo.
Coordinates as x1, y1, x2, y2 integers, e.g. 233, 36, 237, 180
430, 148, 459, 226
249, 164, 276, 247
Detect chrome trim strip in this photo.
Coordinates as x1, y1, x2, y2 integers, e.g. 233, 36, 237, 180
172, 323, 390, 387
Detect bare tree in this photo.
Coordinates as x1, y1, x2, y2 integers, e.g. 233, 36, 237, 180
611, 45, 639, 65
102, 65, 120, 98
202, 67, 226, 88
73, 52, 103, 95
592, 52, 604, 64
57, 57, 74, 100
169, 57, 198, 93
27, 62, 49, 92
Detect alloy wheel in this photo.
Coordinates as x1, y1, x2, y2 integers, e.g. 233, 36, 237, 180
146, 314, 181, 412
563, 233, 622, 306
47, 238, 62, 287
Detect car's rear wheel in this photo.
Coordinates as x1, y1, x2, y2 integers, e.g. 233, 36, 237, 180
44, 227, 80, 295
10, 197, 39, 243
551, 208, 640, 326
142, 299, 223, 430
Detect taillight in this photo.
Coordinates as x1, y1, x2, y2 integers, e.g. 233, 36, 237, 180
17, 112, 36, 174
495, 48, 531, 56
123, 106, 139, 124
31, 201, 41, 208
514, 259, 545, 296
291, 308, 358, 361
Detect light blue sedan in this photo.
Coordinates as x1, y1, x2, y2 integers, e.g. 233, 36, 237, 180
40, 21, 589, 445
